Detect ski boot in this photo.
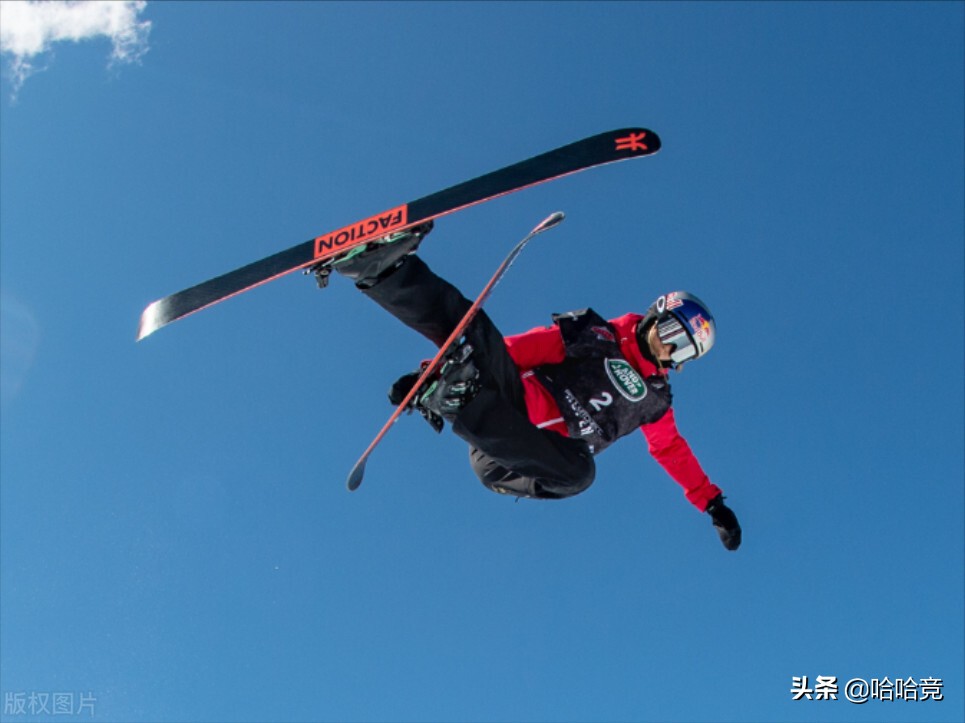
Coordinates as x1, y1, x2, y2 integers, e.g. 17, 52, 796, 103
418, 340, 481, 422
387, 341, 480, 431
308, 221, 434, 289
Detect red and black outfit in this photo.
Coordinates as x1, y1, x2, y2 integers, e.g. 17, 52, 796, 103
505, 310, 722, 509
362, 254, 721, 509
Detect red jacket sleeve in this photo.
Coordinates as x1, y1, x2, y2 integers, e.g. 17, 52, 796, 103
641, 408, 721, 511
504, 325, 566, 371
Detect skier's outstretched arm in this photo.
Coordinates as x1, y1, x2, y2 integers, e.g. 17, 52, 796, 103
641, 409, 720, 509
641, 409, 742, 550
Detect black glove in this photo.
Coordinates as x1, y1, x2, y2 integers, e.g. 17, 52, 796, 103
388, 370, 421, 406
706, 494, 742, 551
388, 369, 444, 433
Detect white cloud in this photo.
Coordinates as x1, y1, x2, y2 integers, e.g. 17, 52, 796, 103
0, 0, 151, 93
0, 291, 41, 404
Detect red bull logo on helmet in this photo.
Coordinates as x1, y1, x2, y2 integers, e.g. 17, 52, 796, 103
690, 314, 711, 343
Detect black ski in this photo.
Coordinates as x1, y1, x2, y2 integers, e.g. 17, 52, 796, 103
137, 128, 660, 340
346, 211, 566, 491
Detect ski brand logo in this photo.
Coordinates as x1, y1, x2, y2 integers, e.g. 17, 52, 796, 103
313, 205, 409, 258
615, 132, 649, 152
605, 359, 648, 402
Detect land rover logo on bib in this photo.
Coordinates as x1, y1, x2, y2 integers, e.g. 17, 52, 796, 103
605, 359, 648, 402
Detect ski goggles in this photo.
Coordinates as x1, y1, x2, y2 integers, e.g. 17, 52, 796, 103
656, 316, 699, 367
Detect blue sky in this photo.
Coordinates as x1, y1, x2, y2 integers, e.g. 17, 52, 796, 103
1, 2, 962, 722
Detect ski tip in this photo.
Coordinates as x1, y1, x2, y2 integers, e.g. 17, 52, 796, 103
535, 211, 565, 235
346, 458, 367, 491
544, 211, 565, 229
136, 301, 163, 341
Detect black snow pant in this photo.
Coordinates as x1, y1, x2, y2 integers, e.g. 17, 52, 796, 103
361, 255, 595, 499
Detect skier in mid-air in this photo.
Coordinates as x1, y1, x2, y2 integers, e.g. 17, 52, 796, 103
330, 221, 742, 550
